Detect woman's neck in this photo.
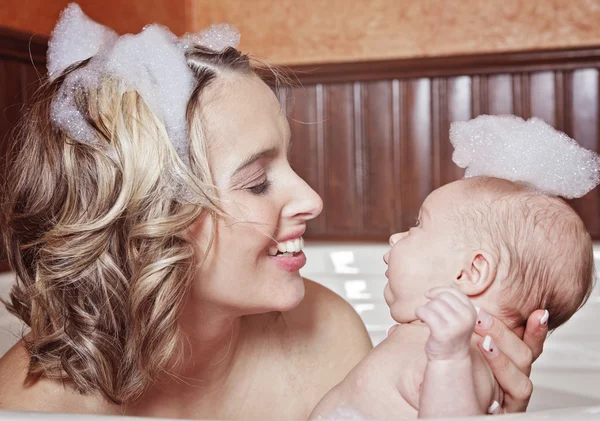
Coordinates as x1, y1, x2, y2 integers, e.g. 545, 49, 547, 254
173, 299, 245, 383
125, 306, 287, 418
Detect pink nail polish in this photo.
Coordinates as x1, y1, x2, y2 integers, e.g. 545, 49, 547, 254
476, 309, 492, 329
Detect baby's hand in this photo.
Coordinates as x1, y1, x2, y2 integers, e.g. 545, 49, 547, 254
415, 287, 477, 361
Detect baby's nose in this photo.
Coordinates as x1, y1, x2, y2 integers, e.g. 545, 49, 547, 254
388, 232, 404, 246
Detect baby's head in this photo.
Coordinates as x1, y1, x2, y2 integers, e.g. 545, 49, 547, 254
384, 176, 595, 331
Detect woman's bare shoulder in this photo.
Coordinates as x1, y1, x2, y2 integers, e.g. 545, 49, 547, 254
0, 341, 113, 414
284, 278, 373, 369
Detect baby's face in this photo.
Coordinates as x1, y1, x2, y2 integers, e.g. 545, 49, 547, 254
383, 180, 474, 323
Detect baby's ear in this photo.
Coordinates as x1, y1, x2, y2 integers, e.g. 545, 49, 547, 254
453, 251, 497, 296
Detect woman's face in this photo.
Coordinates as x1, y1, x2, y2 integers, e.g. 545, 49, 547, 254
189, 74, 323, 315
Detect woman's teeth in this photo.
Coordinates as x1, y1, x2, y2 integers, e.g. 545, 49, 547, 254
268, 237, 305, 256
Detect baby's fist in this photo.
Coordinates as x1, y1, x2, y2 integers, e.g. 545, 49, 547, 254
415, 287, 477, 361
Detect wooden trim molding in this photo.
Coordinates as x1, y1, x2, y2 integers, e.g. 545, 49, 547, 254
0, 26, 47, 65
276, 47, 600, 84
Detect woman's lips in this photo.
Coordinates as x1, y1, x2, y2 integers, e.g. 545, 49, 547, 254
268, 251, 307, 272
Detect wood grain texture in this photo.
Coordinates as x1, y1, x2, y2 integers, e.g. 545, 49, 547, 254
1, 28, 600, 242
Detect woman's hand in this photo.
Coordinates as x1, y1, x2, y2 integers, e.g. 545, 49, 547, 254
474, 309, 549, 414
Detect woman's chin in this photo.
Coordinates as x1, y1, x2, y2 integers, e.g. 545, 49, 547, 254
275, 277, 306, 311
248, 275, 306, 314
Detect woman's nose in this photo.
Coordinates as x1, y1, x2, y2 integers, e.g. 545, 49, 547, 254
282, 177, 323, 221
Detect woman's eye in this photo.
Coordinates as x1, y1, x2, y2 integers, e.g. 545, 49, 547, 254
248, 179, 271, 195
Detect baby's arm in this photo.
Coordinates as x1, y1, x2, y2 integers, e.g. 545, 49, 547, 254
416, 287, 494, 418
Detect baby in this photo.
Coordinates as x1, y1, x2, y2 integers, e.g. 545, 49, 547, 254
309, 175, 595, 420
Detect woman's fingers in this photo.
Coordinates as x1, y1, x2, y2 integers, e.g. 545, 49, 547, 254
477, 336, 534, 413
474, 309, 534, 374
522, 309, 549, 362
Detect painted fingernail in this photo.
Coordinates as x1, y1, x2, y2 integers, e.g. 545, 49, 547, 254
387, 324, 398, 336
476, 309, 492, 329
540, 310, 549, 325
487, 400, 500, 414
482, 335, 498, 356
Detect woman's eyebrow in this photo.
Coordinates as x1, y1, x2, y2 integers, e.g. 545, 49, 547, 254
231, 147, 278, 179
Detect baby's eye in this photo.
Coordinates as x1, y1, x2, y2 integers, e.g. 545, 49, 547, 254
414, 217, 421, 228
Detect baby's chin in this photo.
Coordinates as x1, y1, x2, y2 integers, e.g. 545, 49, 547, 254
389, 304, 420, 324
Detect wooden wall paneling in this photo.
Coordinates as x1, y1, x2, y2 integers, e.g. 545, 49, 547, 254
510, 73, 531, 119
399, 78, 432, 232
529, 71, 556, 125
471, 75, 488, 117
362, 80, 396, 237
0, 61, 26, 175
554, 71, 567, 134
352, 81, 366, 237
570, 69, 600, 238
324, 83, 361, 236
487, 74, 513, 115
391, 79, 403, 236
430, 77, 445, 190
3, 28, 600, 241
440, 76, 470, 186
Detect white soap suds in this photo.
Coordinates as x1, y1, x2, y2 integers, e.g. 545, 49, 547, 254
47, 3, 117, 81
46, 3, 241, 201
180, 23, 241, 52
450, 115, 600, 199
102, 24, 195, 166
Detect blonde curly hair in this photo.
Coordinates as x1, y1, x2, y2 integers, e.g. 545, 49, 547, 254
1, 46, 261, 404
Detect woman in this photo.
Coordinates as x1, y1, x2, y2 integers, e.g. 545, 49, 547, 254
0, 6, 546, 419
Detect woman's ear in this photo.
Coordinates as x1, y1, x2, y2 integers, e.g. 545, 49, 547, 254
454, 251, 497, 296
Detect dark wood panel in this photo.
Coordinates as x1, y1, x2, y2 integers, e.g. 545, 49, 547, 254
282, 52, 600, 240
488, 74, 513, 115
530, 72, 555, 124
0, 27, 47, 65
324, 83, 361, 235
399, 78, 432, 232
440, 76, 470, 186
2, 27, 600, 242
362, 80, 396, 235
570, 69, 600, 236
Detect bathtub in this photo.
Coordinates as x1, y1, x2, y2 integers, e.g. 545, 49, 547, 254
1, 243, 600, 420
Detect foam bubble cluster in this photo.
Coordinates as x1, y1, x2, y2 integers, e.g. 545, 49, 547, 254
46, 3, 243, 199
47, 4, 117, 81
450, 115, 600, 199
180, 23, 241, 52
48, 5, 196, 168
102, 25, 195, 166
